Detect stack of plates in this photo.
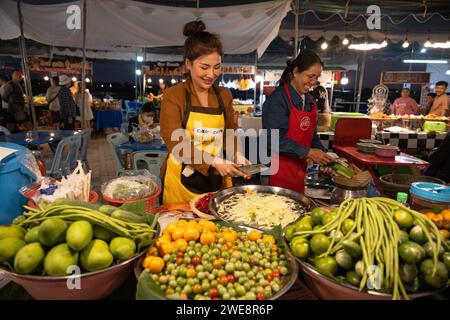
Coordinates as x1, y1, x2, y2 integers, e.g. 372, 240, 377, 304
356, 142, 376, 153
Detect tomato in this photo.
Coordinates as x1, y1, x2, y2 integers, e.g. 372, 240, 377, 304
266, 274, 273, 281
193, 284, 202, 294
227, 274, 235, 283
209, 288, 219, 298
177, 251, 184, 257
184, 228, 200, 241
176, 257, 183, 266
174, 239, 188, 251
165, 222, 177, 236
187, 220, 200, 229
200, 231, 216, 245
186, 268, 196, 278
171, 228, 185, 241
143, 256, 165, 273
262, 235, 275, 245
256, 292, 265, 300
156, 235, 171, 248
159, 242, 175, 255
222, 230, 238, 243
272, 271, 280, 278
146, 246, 158, 256
310, 234, 330, 255
203, 221, 217, 232
192, 256, 201, 266
219, 276, 228, 285
248, 231, 262, 241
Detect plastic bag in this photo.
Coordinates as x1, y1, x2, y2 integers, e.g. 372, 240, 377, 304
130, 123, 154, 143
20, 151, 43, 184
102, 169, 160, 200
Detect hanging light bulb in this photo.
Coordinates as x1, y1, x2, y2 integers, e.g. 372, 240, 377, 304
171, 79, 177, 84
342, 37, 349, 46
72, 76, 77, 82
420, 48, 427, 53
43, 75, 49, 81
321, 41, 328, 50
147, 78, 152, 83
85, 77, 90, 83
136, 55, 144, 62
402, 38, 410, 48
424, 40, 431, 47
159, 78, 164, 83
340, 74, 349, 85
135, 69, 142, 76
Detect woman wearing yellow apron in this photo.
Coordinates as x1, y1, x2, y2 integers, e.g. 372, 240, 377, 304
160, 20, 250, 204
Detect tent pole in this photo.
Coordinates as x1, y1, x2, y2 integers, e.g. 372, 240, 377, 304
356, 51, 366, 113
17, 0, 37, 130
141, 48, 145, 102
80, 0, 87, 129
254, 51, 257, 112
293, 0, 299, 57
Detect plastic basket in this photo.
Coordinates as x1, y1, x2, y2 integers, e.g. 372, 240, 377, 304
26, 191, 99, 209
102, 186, 161, 214
379, 174, 445, 199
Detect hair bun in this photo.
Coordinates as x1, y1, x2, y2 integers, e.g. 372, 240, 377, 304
183, 20, 206, 37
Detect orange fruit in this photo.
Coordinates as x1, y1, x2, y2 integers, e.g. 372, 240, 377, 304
424, 213, 437, 221
159, 242, 175, 255
203, 221, 217, 232
248, 230, 262, 241
442, 210, 450, 222
183, 227, 200, 241
171, 228, 185, 241
146, 246, 158, 256
197, 219, 209, 227
200, 231, 216, 245
439, 229, 450, 240
142, 256, 165, 273
433, 214, 443, 222
173, 238, 188, 251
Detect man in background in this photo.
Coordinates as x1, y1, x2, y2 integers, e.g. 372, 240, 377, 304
429, 81, 449, 117
1, 70, 27, 132
58, 75, 77, 130
0, 75, 9, 126
390, 88, 418, 115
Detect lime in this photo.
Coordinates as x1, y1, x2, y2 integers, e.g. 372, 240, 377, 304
295, 221, 312, 233
398, 230, 409, 244
399, 263, 418, 283
345, 270, 361, 286
310, 234, 330, 255
409, 225, 426, 244
291, 241, 310, 259
321, 213, 337, 226
394, 210, 414, 229
284, 225, 295, 242
399, 241, 425, 264
315, 256, 338, 276
443, 252, 450, 272
313, 225, 323, 231
311, 208, 327, 226
341, 219, 355, 235
290, 236, 308, 247
419, 259, 448, 289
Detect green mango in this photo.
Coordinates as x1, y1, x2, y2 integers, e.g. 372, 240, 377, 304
38, 218, 68, 247
24, 227, 40, 244
109, 237, 136, 261
80, 240, 114, 272
0, 225, 25, 240
44, 243, 79, 276
0, 238, 26, 263
14, 242, 45, 275
66, 221, 93, 251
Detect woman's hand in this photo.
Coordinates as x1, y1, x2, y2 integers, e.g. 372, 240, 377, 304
212, 158, 250, 178
235, 152, 252, 167
307, 148, 334, 166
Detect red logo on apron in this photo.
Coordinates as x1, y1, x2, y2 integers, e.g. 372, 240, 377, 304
300, 116, 310, 131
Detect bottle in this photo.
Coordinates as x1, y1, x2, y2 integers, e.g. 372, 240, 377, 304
396, 192, 409, 207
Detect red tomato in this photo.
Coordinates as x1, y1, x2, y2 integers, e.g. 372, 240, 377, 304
209, 288, 219, 298
256, 293, 265, 300
219, 276, 228, 285
227, 274, 235, 283
192, 256, 201, 266
266, 275, 273, 282
176, 257, 183, 266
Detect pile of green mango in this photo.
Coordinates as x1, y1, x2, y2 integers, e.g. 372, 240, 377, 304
0, 218, 137, 276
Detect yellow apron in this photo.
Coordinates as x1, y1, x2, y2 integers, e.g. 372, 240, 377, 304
163, 86, 232, 204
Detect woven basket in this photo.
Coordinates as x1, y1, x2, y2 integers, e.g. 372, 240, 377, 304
379, 174, 445, 199
333, 164, 372, 188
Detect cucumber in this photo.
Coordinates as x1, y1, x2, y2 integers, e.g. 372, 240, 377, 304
99, 205, 117, 216
111, 209, 147, 224
49, 199, 100, 210
342, 240, 362, 259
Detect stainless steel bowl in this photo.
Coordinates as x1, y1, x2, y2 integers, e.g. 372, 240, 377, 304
209, 185, 316, 230
134, 221, 299, 300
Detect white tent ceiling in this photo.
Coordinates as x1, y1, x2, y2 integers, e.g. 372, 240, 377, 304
0, 0, 291, 58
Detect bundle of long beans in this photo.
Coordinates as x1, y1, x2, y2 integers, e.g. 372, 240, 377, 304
17, 205, 156, 241
293, 197, 444, 300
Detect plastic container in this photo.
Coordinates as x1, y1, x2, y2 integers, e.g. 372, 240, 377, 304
26, 191, 99, 209
330, 112, 366, 131
375, 145, 399, 158
379, 174, 445, 199
410, 182, 450, 212
103, 186, 161, 214
0, 143, 36, 224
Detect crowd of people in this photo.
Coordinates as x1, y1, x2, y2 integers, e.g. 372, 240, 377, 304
389, 81, 449, 117
0, 70, 94, 133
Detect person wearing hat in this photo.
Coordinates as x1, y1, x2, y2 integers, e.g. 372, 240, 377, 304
58, 74, 77, 130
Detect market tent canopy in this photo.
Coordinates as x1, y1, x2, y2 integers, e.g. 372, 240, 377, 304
0, 0, 291, 57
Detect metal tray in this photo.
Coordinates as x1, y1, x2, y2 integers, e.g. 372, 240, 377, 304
209, 185, 316, 229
